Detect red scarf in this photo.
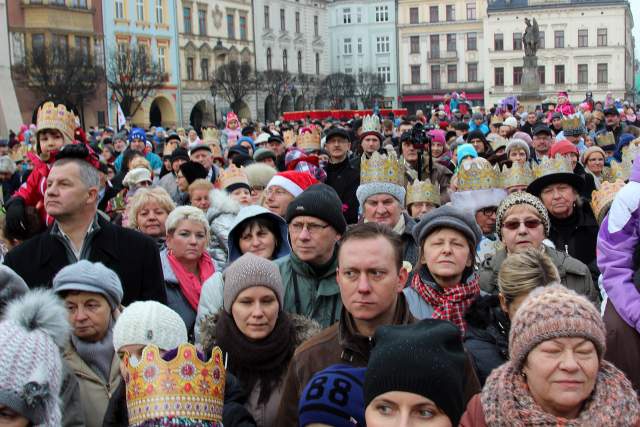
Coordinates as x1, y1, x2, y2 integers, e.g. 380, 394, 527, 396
410, 271, 480, 333
167, 250, 215, 310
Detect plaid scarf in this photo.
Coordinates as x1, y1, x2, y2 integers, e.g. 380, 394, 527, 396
410, 270, 480, 333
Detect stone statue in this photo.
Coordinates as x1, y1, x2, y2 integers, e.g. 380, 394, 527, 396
523, 18, 540, 57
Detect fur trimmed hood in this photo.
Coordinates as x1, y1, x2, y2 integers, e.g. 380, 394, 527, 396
207, 188, 241, 223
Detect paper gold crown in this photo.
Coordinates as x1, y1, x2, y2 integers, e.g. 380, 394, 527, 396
490, 115, 503, 126
456, 157, 499, 191
202, 128, 220, 145
283, 130, 296, 148
210, 142, 223, 159
297, 127, 321, 152
36, 101, 77, 143
124, 343, 225, 425
360, 150, 404, 186
596, 132, 616, 148
608, 144, 640, 182
500, 162, 534, 189
591, 179, 625, 224
406, 179, 440, 207
561, 116, 581, 130
532, 154, 574, 179
217, 164, 249, 189
362, 115, 381, 135
489, 136, 508, 152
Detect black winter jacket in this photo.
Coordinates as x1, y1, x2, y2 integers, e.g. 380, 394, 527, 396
325, 157, 360, 224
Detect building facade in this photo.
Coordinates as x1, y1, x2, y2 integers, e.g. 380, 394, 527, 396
253, 0, 329, 119
103, 0, 181, 128
7, 0, 108, 128
1, 0, 22, 136
484, 0, 635, 106
398, 0, 487, 113
328, 0, 398, 108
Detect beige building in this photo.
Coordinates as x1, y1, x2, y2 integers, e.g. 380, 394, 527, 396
484, 0, 635, 106
397, 0, 487, 113
0, 0, 22, 136
178, 0, 256, 126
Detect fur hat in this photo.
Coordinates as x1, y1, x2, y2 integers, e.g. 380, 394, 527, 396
0, 265, 28, 311
244, 162, 277, 189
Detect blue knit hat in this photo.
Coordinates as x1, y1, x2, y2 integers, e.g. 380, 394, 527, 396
456, 143, 478, 168
129, 127, 146, 143
299, 365, 366, 427
236, 136, 256, 152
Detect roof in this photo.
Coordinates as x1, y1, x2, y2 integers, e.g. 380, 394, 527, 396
488, 0, 628, 11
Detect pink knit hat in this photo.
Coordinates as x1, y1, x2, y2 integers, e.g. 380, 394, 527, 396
509, 284, 606, 371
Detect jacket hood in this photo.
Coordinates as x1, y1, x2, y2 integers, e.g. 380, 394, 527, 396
207, 188, 241, 223
159, 248, 178, 284
227, 205, 291, 263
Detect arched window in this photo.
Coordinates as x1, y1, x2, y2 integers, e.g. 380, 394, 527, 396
283, 49, 288, 71
266, 47, 272, 70
297, 51, 302, 74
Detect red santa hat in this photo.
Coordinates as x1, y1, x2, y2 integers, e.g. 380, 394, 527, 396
266, 171, 319, 197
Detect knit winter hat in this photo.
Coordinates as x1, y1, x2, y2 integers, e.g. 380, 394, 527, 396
495, 191, 550, 240
549, 139, 579, 157
253, 147, 276, 162
0, 265, 28, 311
52, 260, 123, 310
286, 183, 347, 235
509, 284, 606, 371
456, 143, 478, 168
0, 289, 70, 426
364, 319, 467, 426
180, 161, 208, 185
123, 167, 152, 188
223, 252, 284, 313
266, 171, 318, 198
299, 365, 366, 427
413, 205, 482, 249
113, 301, 188, 352
505, 138, 531, 159
356, 181, 406, 209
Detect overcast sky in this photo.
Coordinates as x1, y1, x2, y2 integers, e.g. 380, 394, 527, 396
632, 0, 640, 57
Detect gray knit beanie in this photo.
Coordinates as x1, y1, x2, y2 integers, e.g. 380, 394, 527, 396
52, 260, 123, 310
495, 191, 550, 240
223, 252, 284, 313
413, 205, 482, 248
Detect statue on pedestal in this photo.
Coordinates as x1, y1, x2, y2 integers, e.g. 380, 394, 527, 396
523, 18, 540, 57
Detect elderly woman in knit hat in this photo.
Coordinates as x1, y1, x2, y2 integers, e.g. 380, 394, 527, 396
53, 260, 124, 427
478, 192, 600, 305
581, 146, 608, 187
200, 252, 320, 427
505, 138, 530, 165
460, 284, 640, 426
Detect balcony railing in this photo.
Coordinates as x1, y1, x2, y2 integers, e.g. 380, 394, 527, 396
427, 50, 458, 62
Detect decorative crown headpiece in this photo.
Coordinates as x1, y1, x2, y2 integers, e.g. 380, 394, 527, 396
360, 150, 404, 186
36, 101, 77, 143
500, 162, 534, 189
561, 116, 581, 131
202, 128, 220, 145
608, 144, 640, 182
297, 127, 321, 152
210, 142, 223, 160
456, 157, 499, 191
531, 154, 574, 179
124, 343, 225, 426
591, 179, 625, 224
490, 115, 503, 126
406, 179, 440, 207
361, 115, 381, 136
596, 132, 616, 148
283, 130, 296, 148
489, 136, 508, 152
217, 164, 249, 189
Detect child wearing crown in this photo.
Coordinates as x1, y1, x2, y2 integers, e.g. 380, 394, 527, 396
5, 102, 77, 239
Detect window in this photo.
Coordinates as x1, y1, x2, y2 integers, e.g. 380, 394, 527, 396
554, 64, 565, 84
409, 7, 419, 24
52, 34, 68, 56
410, 36, 420, 54
429, 6, 438, 23
577, 64, 588, 84
376, 36, 390, 53
264, 6, 269, 29
186, 57, 194, 80
377, 66, 391, 83
495, 67, 504, 86
75, 36, 90, 64
446, 5, 455, 21
343, 8, 351, 24
297, 51, 302, 74
156, 0, 163, 23
72, 0, 87, 7
266, 48, 272, 70
554, 30, 564, 48
115, 0, 124, 19
375, 5, 389, 22
468, 63, 477, 82
494, 33, 503, 51
447, 64, 457, 83
430, 34, 440, 57
597, 63, 608, 83
513, 66, 523, 85
597, 28, 607, 46
344, 38, 352, 54
227, 14, 234, 38
116, 42, 127, 61
513, 32, 522, 50
198, 9, 206, 35
314, 16, 319, 37
136, 0, 144, 21
201, 58, 209, 80
431, 65, 441, 89
357, 38, 362, 54
356, 7, 362, 23
466, 3, 476, 20
578, 29, 588, 48
239, 16, 247, 40
447, 34, 456, 52
345, 67, 352, 75
280, 9, 285, 30
137, 44, 148, 63
411, 65, 420, 84
283, 49, 287, 71
183, 7, 191, 33
157, 46, 166, 73
538, 66, 545, 84
467, 32, 477, 51
315, 52, 320, 74
538, 31, 545, 49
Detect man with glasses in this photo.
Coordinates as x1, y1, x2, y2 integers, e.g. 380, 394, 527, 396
324, 127, 360, 224
276, 183, 347, 328
530, 124, 554, 164
262, 171, 318, 217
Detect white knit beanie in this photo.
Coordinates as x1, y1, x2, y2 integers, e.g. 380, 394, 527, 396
112, 301, 188, 352
356, 182, 406, 209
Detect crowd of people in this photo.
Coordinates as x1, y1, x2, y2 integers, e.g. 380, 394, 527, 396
0, 91, 639, 426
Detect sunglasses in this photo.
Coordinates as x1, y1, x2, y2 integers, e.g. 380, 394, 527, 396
502, 219, 543, 230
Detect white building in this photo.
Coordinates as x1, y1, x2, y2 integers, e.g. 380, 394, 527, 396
484, 0, 635, 106
328, 0, 399, 108
0, 0, 21, 136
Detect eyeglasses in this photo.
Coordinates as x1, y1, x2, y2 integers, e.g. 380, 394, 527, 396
478, 207, 497, 216
265, 187, 290, 197
502, 219, 543, 230
289, 222, 330, 235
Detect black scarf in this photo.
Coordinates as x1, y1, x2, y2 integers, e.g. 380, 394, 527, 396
215, 310, 295, 404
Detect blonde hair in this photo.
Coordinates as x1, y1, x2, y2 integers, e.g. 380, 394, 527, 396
126, 187, 176, 229
129, 156, 152, 171
498, 248, 560, 305
165, 205, 210, 239
188, 179, 213, 196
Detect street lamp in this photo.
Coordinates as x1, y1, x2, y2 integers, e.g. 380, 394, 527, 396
210, 83, 218, 127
